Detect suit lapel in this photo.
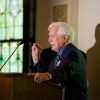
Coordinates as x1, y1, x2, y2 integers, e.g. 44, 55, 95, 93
48, 43, 74, 72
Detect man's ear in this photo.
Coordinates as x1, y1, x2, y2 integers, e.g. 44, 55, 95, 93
64, 35, 69, 42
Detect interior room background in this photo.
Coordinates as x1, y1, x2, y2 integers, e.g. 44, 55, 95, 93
0, 0, 100, 100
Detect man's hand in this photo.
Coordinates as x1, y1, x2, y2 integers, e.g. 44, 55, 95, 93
28, 72, 50, 83
31, 43, 41, 64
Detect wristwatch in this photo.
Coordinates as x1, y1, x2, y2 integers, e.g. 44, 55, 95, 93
47, 72, 52, 80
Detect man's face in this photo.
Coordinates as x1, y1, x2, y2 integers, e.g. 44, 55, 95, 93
48, 26, 67, 52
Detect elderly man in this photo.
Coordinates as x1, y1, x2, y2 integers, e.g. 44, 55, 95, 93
29, 22, 88, 100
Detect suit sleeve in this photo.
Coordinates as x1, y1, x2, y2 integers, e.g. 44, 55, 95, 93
29, 60, 48, 72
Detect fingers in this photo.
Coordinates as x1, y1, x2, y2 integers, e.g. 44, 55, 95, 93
32, 43, 41, 51
31, 43, 42, 62
34, 43, 41, 50
34, 72, 41, 83
28, 72, 49, 84
27, 72, 42, 83
27, 73, 36, 76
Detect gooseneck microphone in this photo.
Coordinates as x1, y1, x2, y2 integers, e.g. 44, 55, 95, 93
0, 40, 24, 71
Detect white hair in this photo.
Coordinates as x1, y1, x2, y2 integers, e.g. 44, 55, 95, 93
48, 22, 75, 43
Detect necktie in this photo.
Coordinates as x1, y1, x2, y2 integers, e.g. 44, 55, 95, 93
55, 54, 60, 67
48, 54, 61, 72
48, 45, 66, 72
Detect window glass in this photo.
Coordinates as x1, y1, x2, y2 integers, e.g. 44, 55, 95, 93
0, 0, 23, 72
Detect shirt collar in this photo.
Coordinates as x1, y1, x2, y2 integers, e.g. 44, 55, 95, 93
57, 45, 67, 57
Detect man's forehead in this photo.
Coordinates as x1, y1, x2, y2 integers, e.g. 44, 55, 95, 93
49, 26, 59, 33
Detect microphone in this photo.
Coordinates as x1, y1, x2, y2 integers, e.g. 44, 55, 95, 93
0, 40, 24, 71
19, 40, 24, 45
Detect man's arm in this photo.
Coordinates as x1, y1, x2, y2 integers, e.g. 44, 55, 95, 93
29, 47, 56, 73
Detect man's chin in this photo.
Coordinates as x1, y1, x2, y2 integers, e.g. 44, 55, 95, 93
51, 47, 57, 52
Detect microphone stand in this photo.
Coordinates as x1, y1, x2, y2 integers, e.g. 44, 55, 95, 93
0, 41, 23, 71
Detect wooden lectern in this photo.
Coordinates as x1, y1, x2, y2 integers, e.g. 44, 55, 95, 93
0, 73, 65, 100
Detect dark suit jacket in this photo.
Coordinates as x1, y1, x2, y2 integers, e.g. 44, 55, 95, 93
40, 47, 57, 67
30, 43, 88, 100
